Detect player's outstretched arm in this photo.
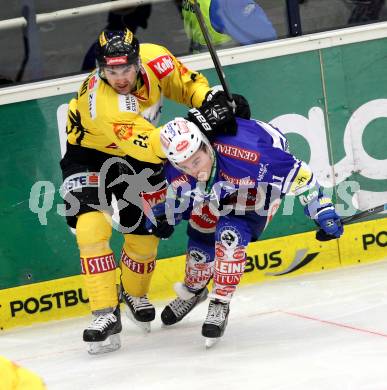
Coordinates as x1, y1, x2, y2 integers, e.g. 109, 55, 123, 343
303, 188, 344, 241
284, 160, 344, 242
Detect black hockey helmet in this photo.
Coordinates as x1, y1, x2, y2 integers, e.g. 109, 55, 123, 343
95, 28, 140, 68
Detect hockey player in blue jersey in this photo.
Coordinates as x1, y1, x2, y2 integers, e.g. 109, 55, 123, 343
146, 115, 344, 346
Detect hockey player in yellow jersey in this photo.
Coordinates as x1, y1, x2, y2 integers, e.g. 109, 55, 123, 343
60, 27, 239, 354
66, 30, 212, 163
0, 355, 46, 389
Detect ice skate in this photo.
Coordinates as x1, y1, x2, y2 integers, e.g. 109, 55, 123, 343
83, 306, 122, 355
161, 283, 208, 326
121, 290, 155, 333
202, 299, 230, 348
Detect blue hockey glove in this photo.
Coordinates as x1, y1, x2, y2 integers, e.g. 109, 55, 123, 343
305, 196, 343, 241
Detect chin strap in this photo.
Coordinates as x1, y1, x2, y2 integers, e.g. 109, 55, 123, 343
205, 151, 217, 194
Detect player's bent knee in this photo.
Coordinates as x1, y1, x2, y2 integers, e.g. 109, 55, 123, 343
123, 234, 159, 261
76, 211, 113, 254
76, 211, 112, 245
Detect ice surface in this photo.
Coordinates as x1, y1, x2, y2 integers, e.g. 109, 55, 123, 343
3, 260, 387, 390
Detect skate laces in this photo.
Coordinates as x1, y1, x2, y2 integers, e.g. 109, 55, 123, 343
124, 292, 153, 311
87, 312, 117, 331
169, 295, 198, 317
205, 301, 229, 326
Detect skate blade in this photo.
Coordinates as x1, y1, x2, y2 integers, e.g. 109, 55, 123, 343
126, 308, 151, 333
87, 333, 121, 355
204, 337, 220, 349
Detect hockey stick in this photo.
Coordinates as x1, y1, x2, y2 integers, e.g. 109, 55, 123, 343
316, 202, 387, 240
190, 0, 236, 108
341, 203, 387, 224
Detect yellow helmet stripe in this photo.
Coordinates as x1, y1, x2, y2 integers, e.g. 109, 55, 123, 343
124, 28, 133, 45
99, 31, 108, 47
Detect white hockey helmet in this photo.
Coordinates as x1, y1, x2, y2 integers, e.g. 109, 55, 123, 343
160, 117, 212, 165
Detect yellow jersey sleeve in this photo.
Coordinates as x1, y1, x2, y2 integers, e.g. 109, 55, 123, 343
0, 356, 47, 390
142, 44, 210, 108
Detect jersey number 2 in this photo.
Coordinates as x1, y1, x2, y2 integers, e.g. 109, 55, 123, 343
133, 134, 148, 148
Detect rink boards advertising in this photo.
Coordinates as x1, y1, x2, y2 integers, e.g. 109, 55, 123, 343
0, 22, 386, 329
0, 219, 386, 329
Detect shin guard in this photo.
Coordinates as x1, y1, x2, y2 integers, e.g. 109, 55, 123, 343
120, 234, 159, 297
77, 212, 118, 311
184, 240, 214, 293
210, 222, 249, 302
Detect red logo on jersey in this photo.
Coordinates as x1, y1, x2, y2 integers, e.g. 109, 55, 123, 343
190, 204, 218, 230
179, 65, 189, 75
88, 75, 97, 90
147, 55, 174, 79
141, 188, 167, 208
219, 170, 255, 186
88, 173, 99, 185
171, 174, 190, 190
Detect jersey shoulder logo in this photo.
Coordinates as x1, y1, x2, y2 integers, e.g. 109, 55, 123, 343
147, 55, 174, 79
88, 75, 98, 90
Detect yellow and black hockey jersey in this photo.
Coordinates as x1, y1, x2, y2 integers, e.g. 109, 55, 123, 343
0, 355, 47, 389
66, 43, 211, 164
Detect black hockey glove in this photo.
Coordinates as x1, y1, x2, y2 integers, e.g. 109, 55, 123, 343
187, 101, 237, 138
205, 89, 251, 119
144, 201, 175, 239
204, 88, 231, 105
315, 228, 342, 241
142, 188, 175, 240
232, 93, 251, 119
147, 213, 175, 240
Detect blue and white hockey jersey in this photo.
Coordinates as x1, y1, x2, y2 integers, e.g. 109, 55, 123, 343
164, 117, 317, 214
